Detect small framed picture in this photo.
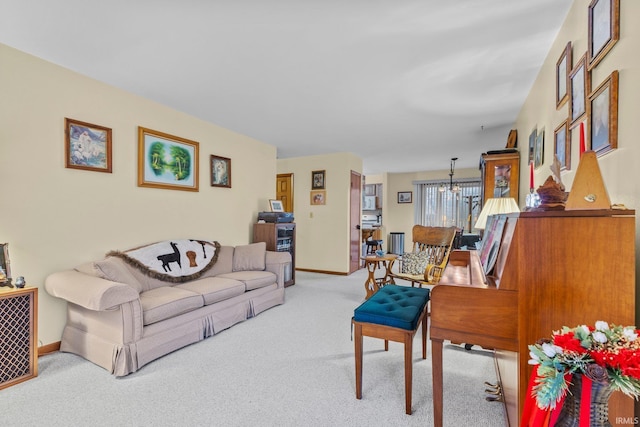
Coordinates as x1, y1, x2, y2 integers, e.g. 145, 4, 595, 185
210, 155, 231, 188
554, 120, 570, 171
534, 129, 545, 169
0, 243, 11, 283
397, 191, 412, 204
528, 128, 537, 163
569, 53, 589, 126
311, 170, 325, 189
269, 199, 284, 212
588, 0, 619, 70
588, 70, 619, 155
556, 42, 571, 109
65, 118, 112, 173
310, 190, 326, 205
138, 127, 199, 192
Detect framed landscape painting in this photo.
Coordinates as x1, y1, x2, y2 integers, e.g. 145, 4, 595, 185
588, 0, 619, 70
65, 118, 112, 173
588, 70, 618, 155
138, 127, 199, 192
554, 120, 570, 171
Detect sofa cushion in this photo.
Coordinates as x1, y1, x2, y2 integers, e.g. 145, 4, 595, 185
232, 242, 266, 272
93, 257, 144, 293
139, 287, 203, 326
217, 271, 275, 291
175, 277, 245, 305
201, 245, 234, 277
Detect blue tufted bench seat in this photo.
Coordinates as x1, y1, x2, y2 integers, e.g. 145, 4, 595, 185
352, 284, 430, 415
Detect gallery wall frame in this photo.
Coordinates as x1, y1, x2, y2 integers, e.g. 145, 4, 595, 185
556, 42, 572, 109
534, 128, 545, 169
554, 119, 571, 171
588, 70, 619, 156
64, 118, 112, 173
0, 243, 11, 283
310, 190, 326, 205
397, 191, 412, 204
588, 0, 620, 70
311, 170, 325, 190
210, 155, 231, 188
569, 53, 590, 126
528, 128, 537, 164
137, 127, 199, 192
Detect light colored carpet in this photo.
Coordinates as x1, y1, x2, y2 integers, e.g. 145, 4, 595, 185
1, 270, 506, 426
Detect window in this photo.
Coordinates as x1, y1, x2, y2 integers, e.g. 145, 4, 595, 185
414, 179, 482, 233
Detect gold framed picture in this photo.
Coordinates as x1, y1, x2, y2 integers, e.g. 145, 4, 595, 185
64, 118, 112, 173
137, 127, 199, 192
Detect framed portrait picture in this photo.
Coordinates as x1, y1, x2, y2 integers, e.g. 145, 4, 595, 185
137, 127, 199, 192
534, 128, 545, 169
64, 118, 112, 173
210, 155, 231, 188
269, 199, 284, 212
554, 120, 571, 171
311, 170, 325, 190
588, 70, 619, 155
310, 190, 326, 205
397, 191, 412, 204
0, 243, 11, 283
588, 0, 620, 70
556, 42, 571, 109
569, 53, 589, 126
528, 128, 537, 164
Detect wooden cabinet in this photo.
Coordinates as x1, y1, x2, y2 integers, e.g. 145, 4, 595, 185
0, 286, 38, 390
253, 223, 295, 287
480, 151, 520, 205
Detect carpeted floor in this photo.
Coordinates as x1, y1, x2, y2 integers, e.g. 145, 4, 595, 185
1, 270, 506, 426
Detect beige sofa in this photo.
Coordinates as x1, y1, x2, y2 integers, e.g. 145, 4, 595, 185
45, 241, 291, 377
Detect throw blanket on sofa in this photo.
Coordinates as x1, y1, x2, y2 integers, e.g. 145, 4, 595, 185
107, 239, 220, 283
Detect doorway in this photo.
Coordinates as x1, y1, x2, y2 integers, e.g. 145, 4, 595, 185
276, 173, 293, 213
349, 170, 362, 274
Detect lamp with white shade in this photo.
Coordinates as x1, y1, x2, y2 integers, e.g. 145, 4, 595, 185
474, 197, 520, 231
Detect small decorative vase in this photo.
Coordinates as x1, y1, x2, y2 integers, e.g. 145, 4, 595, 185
555, 374, 613, 427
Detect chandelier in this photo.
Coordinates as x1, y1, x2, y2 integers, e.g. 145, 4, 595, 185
439, 157, 460, 193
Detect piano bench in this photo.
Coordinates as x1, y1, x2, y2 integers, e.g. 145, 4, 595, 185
352, 284, 430, 415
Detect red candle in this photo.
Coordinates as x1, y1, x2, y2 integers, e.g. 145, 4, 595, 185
579, 122, 586, 158
529, 161, 534, 190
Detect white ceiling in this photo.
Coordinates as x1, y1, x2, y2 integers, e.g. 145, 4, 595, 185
0, 0, 572, 174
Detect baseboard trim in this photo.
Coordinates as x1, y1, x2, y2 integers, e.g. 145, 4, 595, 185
38, 341, 61, 357
296, 268, 348, 276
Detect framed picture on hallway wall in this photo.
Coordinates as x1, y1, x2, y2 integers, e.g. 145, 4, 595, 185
137, 127, 199, 192
210, 155, 231, 188
64, 118, 112, 173
569, 54, 589, 126
556, 42, 571, 109
311, 170, 325, 189
588, 70, 618, 156
310, 190, 326, 205
588, 0, 620, 70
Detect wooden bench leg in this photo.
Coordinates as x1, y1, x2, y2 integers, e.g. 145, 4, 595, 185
404, 330, 413, 415
354, 322, 363, 400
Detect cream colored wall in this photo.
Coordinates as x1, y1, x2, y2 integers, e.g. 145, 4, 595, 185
366, 168, 480, 253
277, 153, 362, 273
514, 1, 640, 321
0, 44, 277, 345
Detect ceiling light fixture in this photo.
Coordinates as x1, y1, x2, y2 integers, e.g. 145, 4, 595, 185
439, 157, 460, 193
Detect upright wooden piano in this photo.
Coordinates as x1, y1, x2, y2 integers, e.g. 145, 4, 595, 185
430, 209, 635, 427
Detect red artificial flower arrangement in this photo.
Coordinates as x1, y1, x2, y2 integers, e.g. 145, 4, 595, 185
527, 321, 640, 409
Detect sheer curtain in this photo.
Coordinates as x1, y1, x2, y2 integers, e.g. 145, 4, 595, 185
414, 179, 482, 233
